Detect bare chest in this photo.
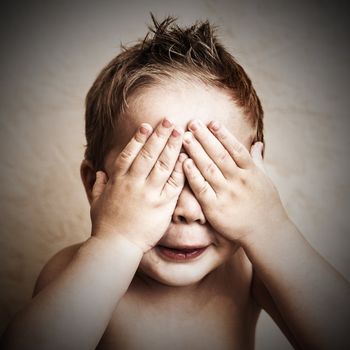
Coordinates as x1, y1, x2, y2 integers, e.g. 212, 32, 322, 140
97, 270, 259, 349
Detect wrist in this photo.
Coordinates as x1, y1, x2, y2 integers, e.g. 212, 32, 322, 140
239, 210, 294, 251
73, 233, 144, 307
91, 223, 149, 254
83, 233, 144, 262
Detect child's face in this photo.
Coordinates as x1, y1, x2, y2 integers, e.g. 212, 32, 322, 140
104, 79, 256, 287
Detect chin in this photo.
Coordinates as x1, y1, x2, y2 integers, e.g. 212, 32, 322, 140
137, 244, 239, 287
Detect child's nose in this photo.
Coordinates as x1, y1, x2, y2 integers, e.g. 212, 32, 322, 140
172, 183, 206, 224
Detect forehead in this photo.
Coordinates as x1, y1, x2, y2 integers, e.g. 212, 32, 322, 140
113, 79, 255, 152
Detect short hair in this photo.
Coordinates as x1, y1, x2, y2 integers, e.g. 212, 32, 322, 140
84, 13, 264, 171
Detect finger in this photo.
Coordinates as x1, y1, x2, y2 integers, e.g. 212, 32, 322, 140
182, 131, 226, 192
148, 126, 184, 187
183, 158, 216, 204
163, 153, 187, 198
91, 171, 107, 202
187, 119, 236, 177
208, 121, 254, 169
250, 142, 265, 173
114, 123, 153, 176
129, 117, 174, 178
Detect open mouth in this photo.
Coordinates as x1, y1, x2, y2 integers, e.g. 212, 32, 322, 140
156, 245, 208, 261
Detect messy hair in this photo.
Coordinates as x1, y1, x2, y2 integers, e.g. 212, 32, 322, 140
84, 13, 264, 171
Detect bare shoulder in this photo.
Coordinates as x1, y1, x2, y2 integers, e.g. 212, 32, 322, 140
33, 242, 84, 297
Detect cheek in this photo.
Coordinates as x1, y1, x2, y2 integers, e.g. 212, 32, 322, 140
215, 236, 240, 257
139, 249, 163, 271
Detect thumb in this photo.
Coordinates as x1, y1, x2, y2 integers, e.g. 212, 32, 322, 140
91, 171, 107, 202
250, 142, 265, 172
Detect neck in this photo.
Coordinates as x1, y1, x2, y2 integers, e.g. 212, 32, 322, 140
130, 266, 224, 311
136, 268, 207, 291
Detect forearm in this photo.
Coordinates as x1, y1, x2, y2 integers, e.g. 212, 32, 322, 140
241, 219, 350, 350
1, 234, 143, 350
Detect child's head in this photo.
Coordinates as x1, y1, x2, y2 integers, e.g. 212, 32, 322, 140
84, 13, 264, 172
82, 14, 264, 286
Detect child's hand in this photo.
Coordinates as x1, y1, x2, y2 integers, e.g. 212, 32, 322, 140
90, 118, 186, 253
182, 119, 289, 244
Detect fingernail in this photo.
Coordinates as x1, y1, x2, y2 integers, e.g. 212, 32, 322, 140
140, 124, 150, 135
210, 121, 220, 131
162, 118, 173, 128
189, 120, 200, 132
171, 127, 183, 138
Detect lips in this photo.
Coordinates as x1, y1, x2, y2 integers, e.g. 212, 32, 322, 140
156, 245, 208, 261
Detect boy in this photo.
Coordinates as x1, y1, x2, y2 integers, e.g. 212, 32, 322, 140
2, 14, 349, 350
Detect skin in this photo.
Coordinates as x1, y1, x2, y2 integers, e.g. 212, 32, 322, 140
1, 78, 349, 350
99, 79, 256, 288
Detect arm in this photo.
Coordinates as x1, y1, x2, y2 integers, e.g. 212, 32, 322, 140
1, 118, 186, 350
1, 235, 143, 350
252, 269, 303, 350
244, 219, 350, 350
181, 119, 350, 350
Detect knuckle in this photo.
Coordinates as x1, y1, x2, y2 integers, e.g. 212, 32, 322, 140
140, 147, 154, 161
123, 179, 134, 192
166, 139, 179, 150
217, 151, 228, 163
123, 177, 140, 192
233, 142, 244, 154
237, 171, 247, 185
190, 174, 199, 183
204, 162, 217, 176
145, 190, 155, 204
198, 182, 210, 196
217, 130, 227, 140
156, 158, 171, 172
187, 169, 196, 179
167, 175, 179, 190
155, 127, 167, 139
143, 193, 154, 207
239, 176, 247, 186
134, 133, 145, 144
116, 150, 133, 166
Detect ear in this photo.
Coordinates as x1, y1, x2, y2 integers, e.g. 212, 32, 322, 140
80, 159, 96, 205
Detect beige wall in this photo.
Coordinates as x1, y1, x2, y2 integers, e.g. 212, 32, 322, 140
1, 1, 349, 348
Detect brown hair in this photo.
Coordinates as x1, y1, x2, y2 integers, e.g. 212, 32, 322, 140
84, 13, 264, 171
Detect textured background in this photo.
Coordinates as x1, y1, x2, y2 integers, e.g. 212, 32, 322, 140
0, 0, 349, 348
